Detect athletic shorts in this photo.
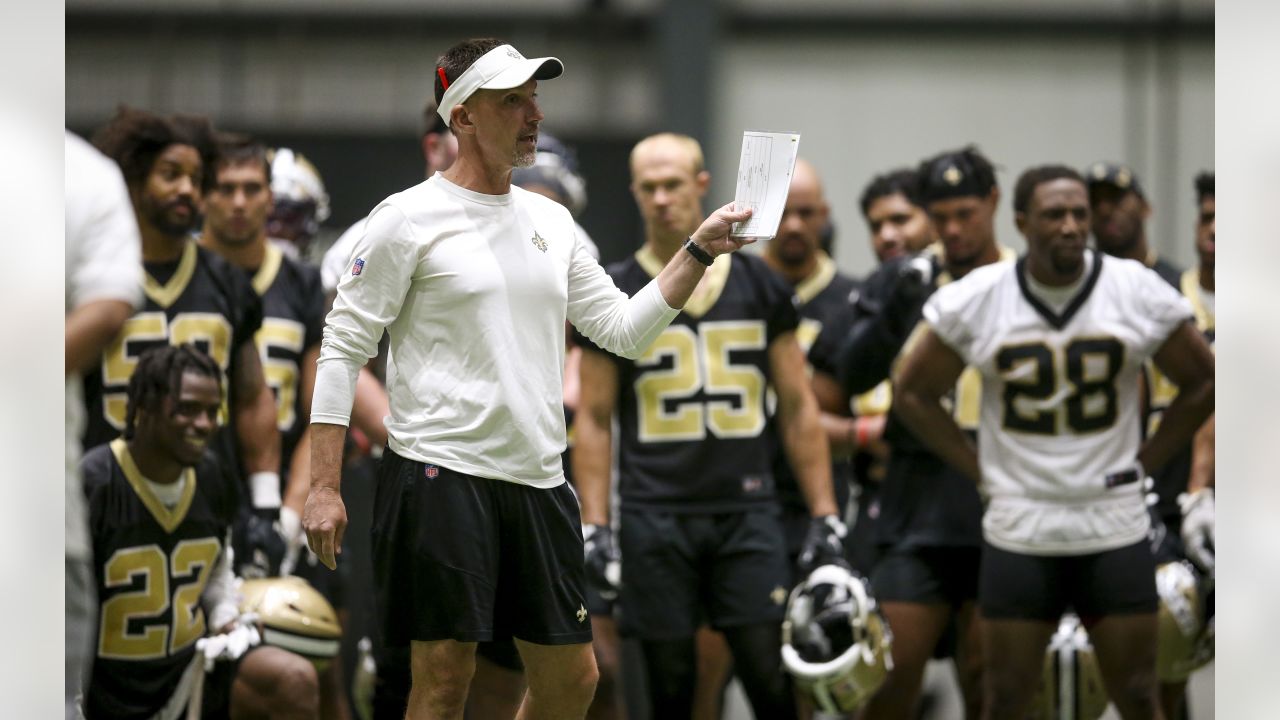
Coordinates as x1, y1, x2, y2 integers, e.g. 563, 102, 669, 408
871, 545, 981, 609
200, 645, 265, 720
371, 449, 593, 648
979, 540, 1158, 622
617, 506, 790, 640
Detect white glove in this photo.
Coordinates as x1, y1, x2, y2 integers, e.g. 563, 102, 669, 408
278, 506, 307, 576
1178, 488, 1215, 575
195, 614, 262, 671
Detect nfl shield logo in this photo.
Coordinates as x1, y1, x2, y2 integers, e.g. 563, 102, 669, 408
425, 465, 439, 479
352, 257, 365, 276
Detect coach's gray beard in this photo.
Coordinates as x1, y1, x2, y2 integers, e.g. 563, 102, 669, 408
513, 148, 537, 168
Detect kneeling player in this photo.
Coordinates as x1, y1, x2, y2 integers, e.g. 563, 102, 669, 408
82, 345, 321, 719
893, 166, 1214, 720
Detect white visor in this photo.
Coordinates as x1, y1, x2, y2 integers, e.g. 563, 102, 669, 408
437, 45, 564, 127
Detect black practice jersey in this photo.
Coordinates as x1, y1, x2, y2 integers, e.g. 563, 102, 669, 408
83, 440, 239, 720
82, 241, 263, 473
770, 254, 859, 512
1146, 268, 1215, 524
576, 249, 798, 512
815, 246, 1015, 548
248, 243, 325, 476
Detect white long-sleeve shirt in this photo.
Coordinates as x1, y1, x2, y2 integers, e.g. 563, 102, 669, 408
313, 174, 677, 488
65, 131, 143, 560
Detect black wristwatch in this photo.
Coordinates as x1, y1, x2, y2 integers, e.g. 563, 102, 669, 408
683, 237, 714, 267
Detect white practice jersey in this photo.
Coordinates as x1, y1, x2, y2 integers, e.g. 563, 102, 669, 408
923, 251, 1192, 555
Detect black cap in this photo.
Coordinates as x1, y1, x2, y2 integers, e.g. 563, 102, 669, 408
917, 146, 997, 205
1084, 161, 1145, 200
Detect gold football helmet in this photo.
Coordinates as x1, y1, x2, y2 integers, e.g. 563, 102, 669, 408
781, 564, 893, 713
1156, 560, 1214, 682
239, 576, 342, 670
1028, 613, 1109, 720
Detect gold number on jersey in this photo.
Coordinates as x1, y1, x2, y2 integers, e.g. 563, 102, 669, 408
100, 312, 233, 430
98, 545, 170, 660
997, 337, 1124, 435
168, 538, 221, 652
636, 321, 767, 442
97, 539, 222, 660
256, 319, 307, 431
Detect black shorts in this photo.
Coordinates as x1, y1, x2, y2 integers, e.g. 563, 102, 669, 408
618, 506, 790, 640
979, 540, 1158, 622
371, 450, 593, 647
871, 545, 981, 609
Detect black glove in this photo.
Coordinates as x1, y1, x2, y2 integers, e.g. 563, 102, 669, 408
797, 515, 849, 575
232, 507, 287, 579
582, 523, 621, 602
883, 256, 934, 337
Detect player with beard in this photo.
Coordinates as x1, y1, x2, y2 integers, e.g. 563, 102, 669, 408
303, 38, 758, 720
826, 147, 1015, 719
893, 165, 1214, 719
1085, 162, 1182, 288
88, 107, 286, 579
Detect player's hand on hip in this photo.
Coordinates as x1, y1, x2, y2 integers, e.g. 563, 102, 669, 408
690, 202, 756, 256
303, 486, 347, 571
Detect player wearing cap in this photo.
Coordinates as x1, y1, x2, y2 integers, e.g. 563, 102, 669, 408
893, 165, 1214, 719
302, 37, 757, 720
1084, 161, 1182, 288
823, 147, 1015, 719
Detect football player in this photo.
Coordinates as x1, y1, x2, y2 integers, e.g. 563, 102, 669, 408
827, 147, 1015, 719
199, 136, 352, 719
808, 166, 941, 579
87, 107, 286, 578
574, 133, 844, 719
83, 345, 319, 719
760, 158, 861, 580
1084, 161, 1182, 288
893, 165, 1214, 719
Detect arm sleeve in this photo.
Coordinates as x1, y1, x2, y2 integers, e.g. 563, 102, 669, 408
565, 233, 678, 360
311, 205, 417, 426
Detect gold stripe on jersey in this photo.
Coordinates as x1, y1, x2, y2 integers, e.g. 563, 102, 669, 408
1180, 269, 1214, 332
794, 252, 837, 305
853, 380, 892, 417
143, 242, 199, 308
110, 438, 197, 533
251, 243, 285, 297
636, 246, 732, 319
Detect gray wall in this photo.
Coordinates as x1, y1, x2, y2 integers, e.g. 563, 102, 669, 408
66, 0, 1212, 277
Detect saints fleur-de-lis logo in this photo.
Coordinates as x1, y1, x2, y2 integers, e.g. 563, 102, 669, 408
943, 165, 963, 186
531, 230, 548, 252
